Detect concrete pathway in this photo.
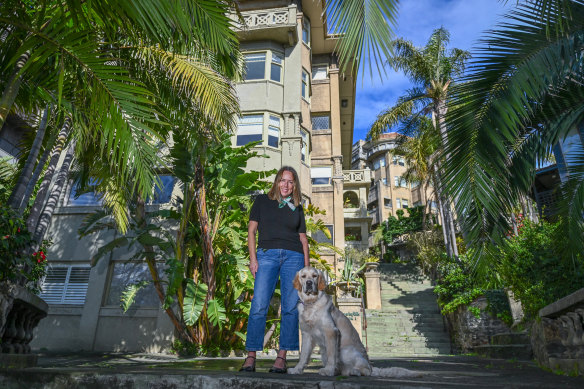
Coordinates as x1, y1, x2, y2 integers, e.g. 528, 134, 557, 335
1, 352, 583, 388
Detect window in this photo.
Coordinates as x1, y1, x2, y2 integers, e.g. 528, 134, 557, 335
236, 114, 263, 146
402, 199, 409, 208
392, 155, 405, 166
68, 179, 102, 206
301, 130, 308, 162
373, 157, 386, 170
394, 176, 407, 187
313, 225, 333, 244
312, 65, 327, 80
244, 53, 266, 80
429, 200, 437, 210
105, 262, 160, 307
302, 70, 309, 100
268, 115, 280, 148
270, 52, 283, 82
302, 17, 310, 45
396, 198, 401, 209
384, 198, 392, 208
312, 114, 330, 130
151, 175, 176, 204
381, 178, 388, 186
311, 166, 332, 185
39, 265, 91, 305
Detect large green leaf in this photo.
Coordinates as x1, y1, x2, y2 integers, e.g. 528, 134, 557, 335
183, 280, 208, 326
120, 280, 150, 312
206, 298, 227, 328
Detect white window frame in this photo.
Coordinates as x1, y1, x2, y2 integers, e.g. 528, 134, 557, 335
301, 69, 310, 101
311, 166, 332, 186
402, 199, 409, 208
396, 198, 401, 209
301, 129, 309, 163
267, 115, 280, 148
302, 17, 310, 45
243, 52, 266, 80
312, 65, 327, 80
311, 114, 330, 131
39, 265, 91, 305
236, 114, 264, 146
270, 52, 283, 82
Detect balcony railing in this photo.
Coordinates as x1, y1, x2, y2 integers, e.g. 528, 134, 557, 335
343, 169, 371, 184
231, 7, 297, 44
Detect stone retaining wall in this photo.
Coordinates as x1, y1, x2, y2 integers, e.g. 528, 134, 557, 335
530, 287, 584, 375
445, 296, 509, 353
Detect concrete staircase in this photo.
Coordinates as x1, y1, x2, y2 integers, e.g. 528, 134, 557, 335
364, 263, 452, 357
475, 331, 533, 360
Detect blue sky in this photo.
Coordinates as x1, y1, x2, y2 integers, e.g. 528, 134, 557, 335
352, 0, 514, 142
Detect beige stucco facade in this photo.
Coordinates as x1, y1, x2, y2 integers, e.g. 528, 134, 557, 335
31, 0, 357, 353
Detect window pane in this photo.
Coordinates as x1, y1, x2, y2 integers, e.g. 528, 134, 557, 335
396, 198, 401, 208
302, 18, 310, 44
68, 179, 102, 206
152, 175, 176, 204
311, 166, 331, 185
402, 199, 409, 208
313, 225, 333, 244
394, 176, 399, 186
312, 66, 327, 80
301, 70, 309, 99
237, 114, 263, 146
268, 115, 280, 148
301, 130, 308, 162
270, 53, 282, 82
106, 262, 160, 307
384, 198, 392, 207
244, 53, 265, 80
312, 115, 330, 130
40, 266, 90, 305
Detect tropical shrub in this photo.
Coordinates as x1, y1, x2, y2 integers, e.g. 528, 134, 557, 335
497, 219, 584, 320
0, 204, 49, 292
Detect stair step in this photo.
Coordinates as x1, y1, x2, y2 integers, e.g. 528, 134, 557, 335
490, 332, 530, 345
474, 344, 533, 360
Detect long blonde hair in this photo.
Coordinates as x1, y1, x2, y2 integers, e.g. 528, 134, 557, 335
267, 166, 302, 207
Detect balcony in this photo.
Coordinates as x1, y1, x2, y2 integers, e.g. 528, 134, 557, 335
343, 169, 371, 186
231, 6, 297, 45
366, 142, 393, 158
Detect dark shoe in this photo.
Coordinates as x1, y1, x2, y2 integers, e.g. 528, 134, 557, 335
269, 356, 287, 374
239, 355, 256, 372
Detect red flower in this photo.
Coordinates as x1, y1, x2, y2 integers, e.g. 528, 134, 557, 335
37, 258, 41, 263
33, 252, 37, 256
17, 228, 20, 233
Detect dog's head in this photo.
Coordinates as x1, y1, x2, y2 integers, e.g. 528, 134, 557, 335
293, 266, 326, 302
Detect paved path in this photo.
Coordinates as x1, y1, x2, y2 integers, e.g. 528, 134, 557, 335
1, 352, 582, 388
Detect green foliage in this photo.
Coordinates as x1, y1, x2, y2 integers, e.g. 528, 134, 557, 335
379, 206, 427, 246
0, 203, 49, 292
434, 256, 484, 315
497, 219, 584, 319
183, 280, 208, 326
407, 228, 445, 278
121, 281, 150, 312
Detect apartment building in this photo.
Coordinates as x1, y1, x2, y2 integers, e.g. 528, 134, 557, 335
30, 0, 357, 353
342, 133, 437, 253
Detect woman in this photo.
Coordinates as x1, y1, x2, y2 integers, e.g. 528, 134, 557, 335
239, 166, 310, 373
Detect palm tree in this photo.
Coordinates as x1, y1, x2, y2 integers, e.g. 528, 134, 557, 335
368, 27, 470, 258
443, 0, 584, 264
392, 117, 441, 233
0, 0, 241, 237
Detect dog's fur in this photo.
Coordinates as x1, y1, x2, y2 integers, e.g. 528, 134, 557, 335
288, 267, 421, 378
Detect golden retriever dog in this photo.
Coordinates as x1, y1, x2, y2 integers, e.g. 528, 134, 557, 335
288, 267, 421, 378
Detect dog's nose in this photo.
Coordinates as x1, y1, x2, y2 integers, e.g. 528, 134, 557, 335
306, 280, 313, 289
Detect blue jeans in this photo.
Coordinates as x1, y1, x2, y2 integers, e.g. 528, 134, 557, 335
245, 248, 305, 351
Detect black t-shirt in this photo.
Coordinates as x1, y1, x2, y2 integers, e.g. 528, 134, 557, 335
249, 194, 306, 254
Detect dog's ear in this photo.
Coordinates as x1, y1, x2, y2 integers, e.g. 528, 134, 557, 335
293, 272, 302, 291
318, 272, 326, 291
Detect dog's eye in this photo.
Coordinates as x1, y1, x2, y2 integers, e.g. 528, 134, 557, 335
301, 275, 306, 278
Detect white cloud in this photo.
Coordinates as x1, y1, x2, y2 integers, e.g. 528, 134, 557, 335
353, 0, 513, 142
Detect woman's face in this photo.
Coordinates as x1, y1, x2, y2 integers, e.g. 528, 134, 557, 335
279, 171, 295, 198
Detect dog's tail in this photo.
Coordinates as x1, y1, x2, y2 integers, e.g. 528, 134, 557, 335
371, 366, 423, 378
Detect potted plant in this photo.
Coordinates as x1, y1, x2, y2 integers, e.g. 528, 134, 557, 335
334, 255, 365, 298
364, 255, 380, 273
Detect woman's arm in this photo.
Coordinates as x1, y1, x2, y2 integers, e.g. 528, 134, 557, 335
248, 220, 259, 278
299, 233, 310, 267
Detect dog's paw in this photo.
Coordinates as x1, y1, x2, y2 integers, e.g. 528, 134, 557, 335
318, 367, 335, 376
287, 366, 303, 375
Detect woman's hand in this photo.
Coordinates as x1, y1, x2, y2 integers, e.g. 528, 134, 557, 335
249, 258, 259, 278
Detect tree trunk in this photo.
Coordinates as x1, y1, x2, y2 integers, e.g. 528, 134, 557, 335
0, 52, 29, 132
33, 140, 76, 244
135, 196, 193, 343
20, 121, 58, 215
432, 170, 452, 258
194, 159, 216, 300
26, 118, 71, 232
8, 107, 49, 210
